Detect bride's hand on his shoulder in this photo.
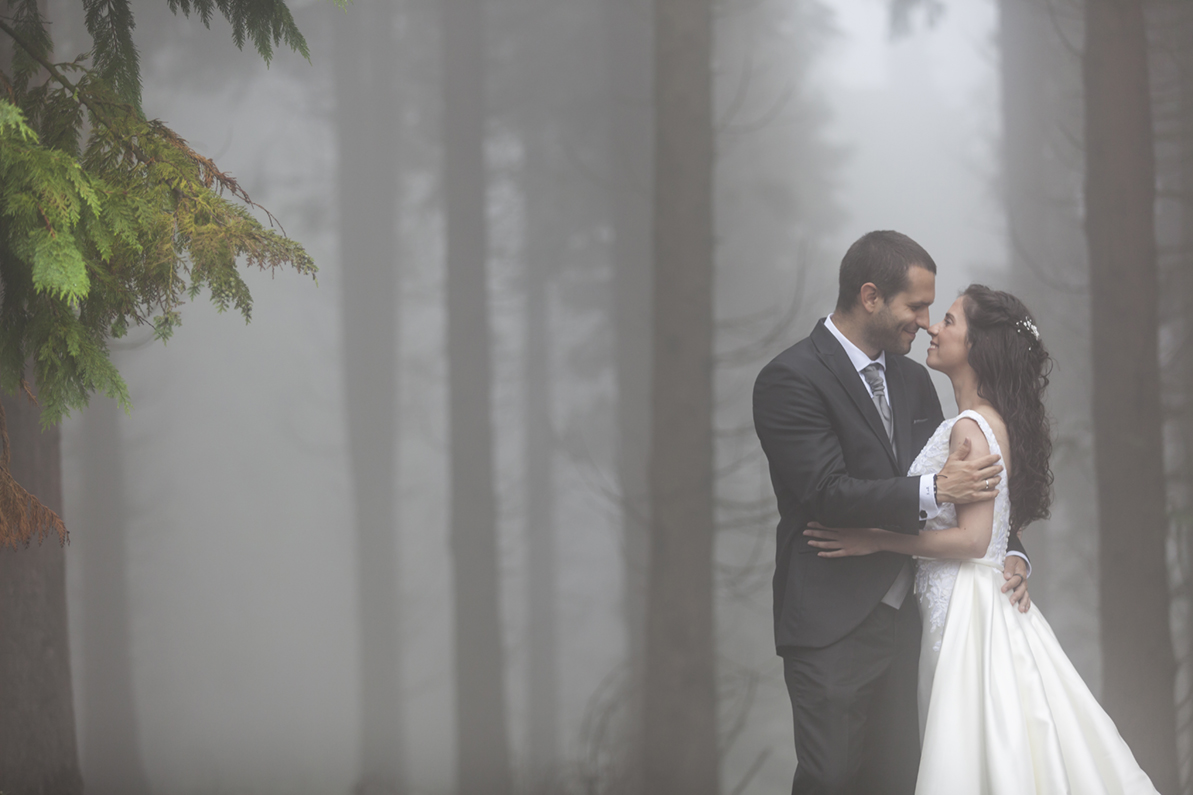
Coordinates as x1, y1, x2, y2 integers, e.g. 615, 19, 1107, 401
804, 522, 883, 557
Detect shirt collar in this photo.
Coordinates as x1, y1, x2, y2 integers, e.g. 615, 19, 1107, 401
825, 314, 886, 374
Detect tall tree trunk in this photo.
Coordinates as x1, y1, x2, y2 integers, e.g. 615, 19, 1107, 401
1084, 1, 1179, 790
601, 0, 653, 786
642, 0, 718, 792
0, 20, 82, 794
1147, 0, 1193, 781
334, 2, 405, 791
77, 395, 150, 795
441, 1, 512, 793
1181, 23, 1193, 790
523, 139, 559, 791
0, 392, 82, 795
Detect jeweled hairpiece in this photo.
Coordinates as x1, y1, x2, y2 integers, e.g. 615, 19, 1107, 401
1016, 318, 1040, 342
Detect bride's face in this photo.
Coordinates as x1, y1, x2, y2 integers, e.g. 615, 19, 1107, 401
926, 296, 971, 373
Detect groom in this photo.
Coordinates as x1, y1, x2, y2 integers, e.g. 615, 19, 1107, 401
752, 231, 1031, 795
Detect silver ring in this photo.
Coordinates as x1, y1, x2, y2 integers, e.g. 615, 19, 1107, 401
984, 479, 989, 490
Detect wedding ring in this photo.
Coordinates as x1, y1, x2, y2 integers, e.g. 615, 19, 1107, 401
984, 479, 990, 490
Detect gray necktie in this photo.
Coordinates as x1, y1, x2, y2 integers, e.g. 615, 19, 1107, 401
861, 361, 911, 608
861, 362, 894, 447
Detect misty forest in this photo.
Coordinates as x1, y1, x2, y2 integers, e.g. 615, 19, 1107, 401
1, 0, 1192, 792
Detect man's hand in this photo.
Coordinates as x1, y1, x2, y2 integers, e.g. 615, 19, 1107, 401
936, 437, 1004, 505
804, 522, 884, 558
1001, 555, 1031, 612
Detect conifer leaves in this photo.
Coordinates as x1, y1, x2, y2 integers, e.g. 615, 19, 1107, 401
0, 55, 316, 424
83, 0, 142, 108
0, 102, 97, 306
166, 0, 310, 68
7, 0, 52, 91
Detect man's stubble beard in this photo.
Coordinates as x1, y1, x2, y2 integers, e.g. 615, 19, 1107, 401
866, 304, 914, 356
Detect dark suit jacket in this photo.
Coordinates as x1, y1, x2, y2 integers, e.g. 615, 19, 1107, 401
753, 319, 1026, 650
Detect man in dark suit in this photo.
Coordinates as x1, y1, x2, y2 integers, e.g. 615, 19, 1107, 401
753, 231, 1031, 795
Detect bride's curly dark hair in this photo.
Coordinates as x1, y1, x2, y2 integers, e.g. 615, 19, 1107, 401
962, 285, 1054, 533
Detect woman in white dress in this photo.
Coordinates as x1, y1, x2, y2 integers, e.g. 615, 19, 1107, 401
804, 285, 1160, 795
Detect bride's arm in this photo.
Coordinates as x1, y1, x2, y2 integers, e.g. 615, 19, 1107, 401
805, 418, 995, 560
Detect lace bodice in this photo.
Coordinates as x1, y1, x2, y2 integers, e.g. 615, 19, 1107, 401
909, 410, 1012, 647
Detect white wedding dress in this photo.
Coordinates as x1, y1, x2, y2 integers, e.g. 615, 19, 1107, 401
909, 410, 1160, 795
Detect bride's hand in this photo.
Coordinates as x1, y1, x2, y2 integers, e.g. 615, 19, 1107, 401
804, 522, 884, 557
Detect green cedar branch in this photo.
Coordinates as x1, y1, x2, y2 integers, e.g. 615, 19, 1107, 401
0, 24, 315, 426
0, 17, 287, 235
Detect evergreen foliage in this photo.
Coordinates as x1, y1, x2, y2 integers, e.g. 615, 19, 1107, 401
0, 0, 317, 545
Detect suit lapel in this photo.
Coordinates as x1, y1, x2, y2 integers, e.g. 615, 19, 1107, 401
812, 322, 899, 469
887, 358, 913, 474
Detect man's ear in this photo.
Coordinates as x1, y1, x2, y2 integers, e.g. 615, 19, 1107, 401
859, 282, 882, 313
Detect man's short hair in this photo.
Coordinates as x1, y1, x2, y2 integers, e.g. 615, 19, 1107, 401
835, 230, 937, 312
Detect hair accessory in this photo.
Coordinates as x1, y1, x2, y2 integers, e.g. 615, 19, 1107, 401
1016, 318, 1040, 342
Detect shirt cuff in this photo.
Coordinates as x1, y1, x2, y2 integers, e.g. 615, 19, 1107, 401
1006, 550, 1032, 578
918, 474, 941, 522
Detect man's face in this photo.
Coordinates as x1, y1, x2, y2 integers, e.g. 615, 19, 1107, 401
865, 265, 935, 356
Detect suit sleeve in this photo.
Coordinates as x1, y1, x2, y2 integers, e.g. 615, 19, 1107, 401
1007, 529, 1028, 558
753, 360, 922, 532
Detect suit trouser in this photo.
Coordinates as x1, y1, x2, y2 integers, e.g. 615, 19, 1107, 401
781, 596, 921, 795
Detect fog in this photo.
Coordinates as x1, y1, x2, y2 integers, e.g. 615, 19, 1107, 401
8, 0, 1172, 792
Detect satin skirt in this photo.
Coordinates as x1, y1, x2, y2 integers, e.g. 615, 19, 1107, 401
915, 560, 1160, 795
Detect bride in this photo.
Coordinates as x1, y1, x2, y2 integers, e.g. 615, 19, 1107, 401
804, 285, 1160, 794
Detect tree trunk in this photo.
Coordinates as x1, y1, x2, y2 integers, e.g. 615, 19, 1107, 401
0, 392, 82, 795
641, 0, 718, 792
601, 0, 653, 787
1084, 1, 1179, 790
522, 140, 559, 791
441, 1, 512, 793
76, 395, 150, 795
334, 2, 405, 791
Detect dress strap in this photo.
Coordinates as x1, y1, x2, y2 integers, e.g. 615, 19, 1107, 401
954, 409, 1001, 458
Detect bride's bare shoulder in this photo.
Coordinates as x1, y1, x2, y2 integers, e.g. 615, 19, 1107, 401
972, 407, 1012, 467
948, 415, 989, 455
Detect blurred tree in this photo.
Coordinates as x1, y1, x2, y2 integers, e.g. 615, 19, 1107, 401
0, 389, 78, 794
1084, 0, 1179, 790
1148, 0, 1193, 783
333, 1, 406, 793
76, 392, 150, 795
642, 0, 719, 793
440, 0, 513, 792
601, 2, 653, 788
0, 0, 316, 790
521, 132, 560, 792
